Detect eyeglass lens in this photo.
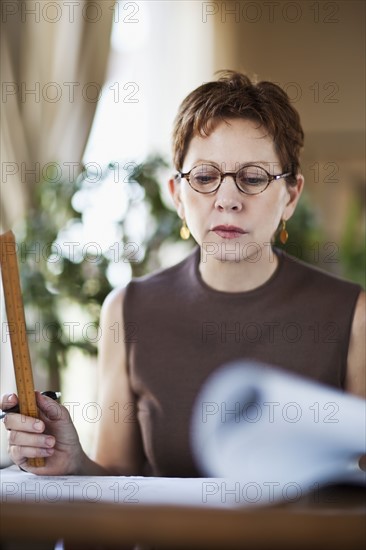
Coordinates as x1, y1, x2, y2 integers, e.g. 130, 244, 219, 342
189, 164, 269, 194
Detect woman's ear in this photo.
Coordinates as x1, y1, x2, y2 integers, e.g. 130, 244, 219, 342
283, 174, 305, 221
168, 177, 185, 219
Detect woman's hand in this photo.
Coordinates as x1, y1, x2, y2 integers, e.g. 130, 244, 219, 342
2, 391, 87, 476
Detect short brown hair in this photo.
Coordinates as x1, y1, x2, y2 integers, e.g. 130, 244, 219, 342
172, 71, 304, 185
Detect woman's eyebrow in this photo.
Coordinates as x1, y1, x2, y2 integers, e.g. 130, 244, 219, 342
187, 160, 278, 167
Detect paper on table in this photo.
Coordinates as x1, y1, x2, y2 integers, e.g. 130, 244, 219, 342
0, 466, 252, 508
191, 360, 366, 503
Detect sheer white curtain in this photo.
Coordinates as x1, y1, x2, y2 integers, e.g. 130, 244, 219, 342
0, 0, 114, 230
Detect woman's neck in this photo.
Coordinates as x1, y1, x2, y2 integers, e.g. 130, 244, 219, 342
198, 247, 279, 292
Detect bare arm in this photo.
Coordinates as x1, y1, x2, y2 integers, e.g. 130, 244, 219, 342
91, 287, 146, 475
345, 290, 366, 398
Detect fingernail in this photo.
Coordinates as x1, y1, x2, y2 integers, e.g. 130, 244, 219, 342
46, 436, 54, 447
34, 420, 44, 432
5, 394, 16, 404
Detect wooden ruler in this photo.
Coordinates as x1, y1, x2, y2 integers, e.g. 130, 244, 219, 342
0, 230, 44, 467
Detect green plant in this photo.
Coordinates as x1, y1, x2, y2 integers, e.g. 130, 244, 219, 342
15, 156, 188, 387
16, 173, 113, 389
339, 196, 365, 287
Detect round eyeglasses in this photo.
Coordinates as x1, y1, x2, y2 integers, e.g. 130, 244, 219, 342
176, 164, 292, 195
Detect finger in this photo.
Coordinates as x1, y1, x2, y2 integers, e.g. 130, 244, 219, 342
10, 444, 55, 462
8, 429, 55, 449
3, 412, 45, 433
1, 393, 18, 410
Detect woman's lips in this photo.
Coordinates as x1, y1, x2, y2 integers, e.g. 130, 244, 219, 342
212, 225, 247, 239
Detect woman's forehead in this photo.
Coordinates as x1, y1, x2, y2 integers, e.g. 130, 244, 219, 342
184, 118, 279, 168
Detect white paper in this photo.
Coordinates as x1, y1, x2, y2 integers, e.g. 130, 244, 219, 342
191, 360, 366, 504
1, 466, 251, 508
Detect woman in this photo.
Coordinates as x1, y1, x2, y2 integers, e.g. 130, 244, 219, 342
3, 71, 365, 477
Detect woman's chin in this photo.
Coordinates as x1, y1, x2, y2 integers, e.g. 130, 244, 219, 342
200, 238, 270, 264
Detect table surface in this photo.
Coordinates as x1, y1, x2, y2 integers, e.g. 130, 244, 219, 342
1, 483, 365, 549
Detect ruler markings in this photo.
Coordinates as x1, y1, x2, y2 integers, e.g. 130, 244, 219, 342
0, 231, 44, 467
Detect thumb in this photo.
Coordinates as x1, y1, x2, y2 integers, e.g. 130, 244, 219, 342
36, 391, 66, 423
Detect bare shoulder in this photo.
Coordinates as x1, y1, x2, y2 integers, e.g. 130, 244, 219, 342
100, 286, 126, 320
99, 287, 127, 344
346, 290, 366, 398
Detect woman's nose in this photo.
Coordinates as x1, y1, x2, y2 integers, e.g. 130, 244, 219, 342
214, 175, 243, 212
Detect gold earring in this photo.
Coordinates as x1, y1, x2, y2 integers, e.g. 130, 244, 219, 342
180, 219, 190, 240
279, 220, 288, 244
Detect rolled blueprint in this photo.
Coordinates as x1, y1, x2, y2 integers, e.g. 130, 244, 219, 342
191, 361, 366, 504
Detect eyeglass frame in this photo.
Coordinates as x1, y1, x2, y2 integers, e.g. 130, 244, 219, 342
175, 163, 293, 195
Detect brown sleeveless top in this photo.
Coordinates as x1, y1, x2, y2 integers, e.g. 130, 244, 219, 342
123, 247, 362, 477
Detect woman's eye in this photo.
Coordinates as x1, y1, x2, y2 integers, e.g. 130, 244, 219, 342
195, 174, 217, 183
245, 177, 263, 185
240, 172, 267, 186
